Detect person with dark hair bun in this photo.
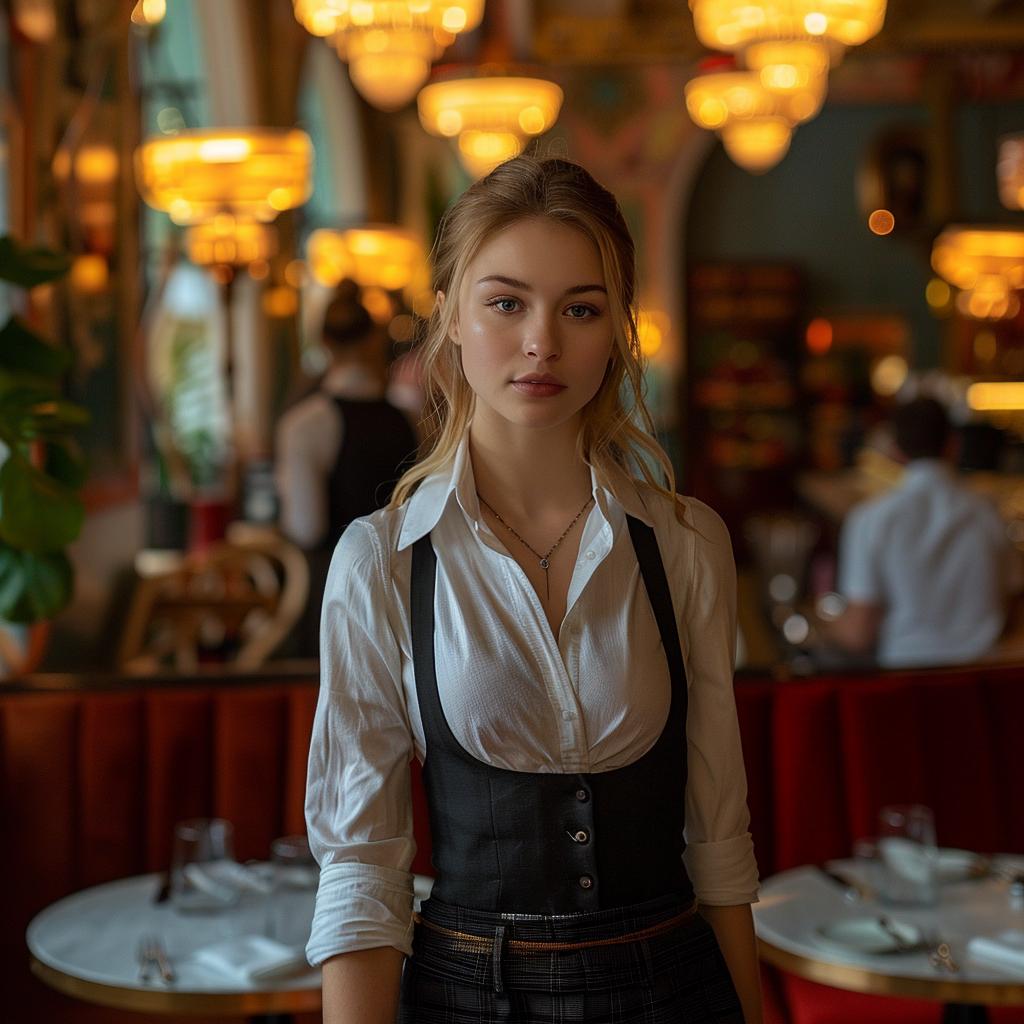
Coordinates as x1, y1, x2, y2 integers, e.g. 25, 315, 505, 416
824, 397, 1021, 667
305, 157, 761, 1023
275, 282, 419, 656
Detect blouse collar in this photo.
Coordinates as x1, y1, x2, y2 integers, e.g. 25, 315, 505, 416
397, 434, 655, 551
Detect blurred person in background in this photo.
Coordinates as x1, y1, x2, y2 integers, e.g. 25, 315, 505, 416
276, 281, 419, 656
822, 397, 1022, 668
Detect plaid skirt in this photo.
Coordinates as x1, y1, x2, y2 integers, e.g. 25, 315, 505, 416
397, 894, 744, 1023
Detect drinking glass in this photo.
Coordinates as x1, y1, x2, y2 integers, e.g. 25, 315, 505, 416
265, 835, 319, 947
876, 804, 938, 905
170, 818, 240, 913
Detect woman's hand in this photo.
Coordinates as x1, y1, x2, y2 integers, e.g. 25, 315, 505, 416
699, 903, 763, 1024
321, 946, 405, 1024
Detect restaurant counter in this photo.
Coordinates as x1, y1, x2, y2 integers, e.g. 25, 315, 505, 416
2, 660, 1022, 1023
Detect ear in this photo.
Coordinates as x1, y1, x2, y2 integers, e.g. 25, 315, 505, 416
438, 290, 460, 346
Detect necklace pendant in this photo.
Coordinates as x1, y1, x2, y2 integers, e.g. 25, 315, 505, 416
540, 558, 549, 570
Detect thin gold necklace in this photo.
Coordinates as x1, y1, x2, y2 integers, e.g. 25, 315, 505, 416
477, 493, 594, 600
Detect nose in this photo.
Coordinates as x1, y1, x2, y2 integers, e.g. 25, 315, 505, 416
524, 315, 561, 361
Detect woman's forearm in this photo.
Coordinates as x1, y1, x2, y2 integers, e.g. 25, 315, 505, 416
699, 903, 763, 1024
321, 946, 405, 1024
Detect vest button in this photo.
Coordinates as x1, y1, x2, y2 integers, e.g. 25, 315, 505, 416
579, 875, 593, 889
573, 830, 589, 844
576, 789, 589, 802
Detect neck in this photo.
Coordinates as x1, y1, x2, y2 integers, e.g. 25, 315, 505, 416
469, 420, 592, 517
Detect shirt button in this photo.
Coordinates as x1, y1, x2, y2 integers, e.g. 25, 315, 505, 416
585, 550, 596, 560
579, 875, 593, 889
576, 789, 589, 803
573, 830, 589, 844
562, 709, 576, 721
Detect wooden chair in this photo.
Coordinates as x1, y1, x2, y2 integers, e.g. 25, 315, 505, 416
117, 523, 309, 673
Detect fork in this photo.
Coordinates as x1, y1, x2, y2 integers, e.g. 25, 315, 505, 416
137, 937, 153, 983
139, 935, 176, 983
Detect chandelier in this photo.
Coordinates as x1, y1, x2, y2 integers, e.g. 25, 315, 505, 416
307, 226, 425, 292
418, 74, 563, 178
689, 0, 886, 52
931, 226, 1024, 321
292, 1, 484, 112
685, 1, 886, 173
185, 216, 278, 267
135, 129, 314, 226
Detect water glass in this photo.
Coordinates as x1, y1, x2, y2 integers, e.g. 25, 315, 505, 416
877, 804, 938, 905
170, 817, 239, 913
265, 835, 319, 947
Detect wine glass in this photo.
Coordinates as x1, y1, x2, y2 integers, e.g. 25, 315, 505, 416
877, 804, 939, 905
265, 835, 319, 947
170, 818, 239, 913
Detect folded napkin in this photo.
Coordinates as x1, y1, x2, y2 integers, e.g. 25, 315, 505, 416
967, 930, 1024, 975
183, 859, 273, 903
193, 935, 312, 983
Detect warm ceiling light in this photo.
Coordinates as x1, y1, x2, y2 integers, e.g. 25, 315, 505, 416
997, 133, 1024, 212
131, 0, 166, 25
73, 145, 120, 185
307, 226, 426, 291
69, 254, 109, 294
418, 75, 563, 177
185, 217, 278, 267
932, 226, 1024, 321
805, 317, 832, 354
135, 129, 314, 225
967, 382, 1024, 411
292, 1, 484, 111
720, 117, 792, 174
689, 0, 886, 52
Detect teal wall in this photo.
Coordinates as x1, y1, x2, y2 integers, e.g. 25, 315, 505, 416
687, 100, 1024, 368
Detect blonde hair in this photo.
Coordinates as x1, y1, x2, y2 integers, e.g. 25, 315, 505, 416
389, 155, 681, 517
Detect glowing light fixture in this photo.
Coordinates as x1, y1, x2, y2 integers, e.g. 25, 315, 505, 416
685, 1, 886, 172
291, 1, 484, 111
418, 75, 564, 178
931, 226, 1024, 321
870, 354, 908, 396
997, 133, 1024, 212
684, 72, 802, 173
967, 382, 1024, 411
69, 254, 109, 294
689, 0, 886, 52
868, 209, 895, 235
131, 0, 166, 25
307, 226, 426, 292
805, 317, 832, 354
135, 129, 314, 225
185, 216, 278, 267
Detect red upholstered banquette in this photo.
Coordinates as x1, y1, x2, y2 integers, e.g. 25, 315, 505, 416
1, 662, 1022, 1023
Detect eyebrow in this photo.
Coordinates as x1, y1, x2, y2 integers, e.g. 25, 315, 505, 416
476, 275, 607, 295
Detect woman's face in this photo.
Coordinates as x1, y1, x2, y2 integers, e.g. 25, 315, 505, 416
447, 217, 616, 445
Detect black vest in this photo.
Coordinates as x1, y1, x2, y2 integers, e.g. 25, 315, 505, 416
324, 397, 418, 552
411, 515, 695, 915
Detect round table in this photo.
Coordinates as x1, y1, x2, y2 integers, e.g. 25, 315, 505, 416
753, 863, 1024, 1023
27, 872, 322, 1018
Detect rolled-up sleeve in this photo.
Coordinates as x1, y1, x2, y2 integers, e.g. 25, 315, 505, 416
305, 521, 417, 965
675, 501, 760, 906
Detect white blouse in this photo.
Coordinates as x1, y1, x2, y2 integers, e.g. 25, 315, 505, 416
305, 438, 759, 966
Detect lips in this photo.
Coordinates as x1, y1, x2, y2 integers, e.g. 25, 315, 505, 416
511, 373, 567, 398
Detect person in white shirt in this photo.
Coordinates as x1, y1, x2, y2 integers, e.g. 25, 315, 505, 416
306, 157, 762, 1024
825, 397, 1021, 667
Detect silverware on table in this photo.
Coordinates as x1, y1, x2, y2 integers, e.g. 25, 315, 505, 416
138, 935, 176, 984
928, 939, 960, 973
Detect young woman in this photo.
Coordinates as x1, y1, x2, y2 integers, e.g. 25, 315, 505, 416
305, 156, 762, 1024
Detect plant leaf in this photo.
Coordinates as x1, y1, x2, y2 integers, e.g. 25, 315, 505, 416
0, 317, 73, 379
0, 236, 72, 287
0, 455, 85, 553
0, 542, 73, 621
44, 440, 89, 488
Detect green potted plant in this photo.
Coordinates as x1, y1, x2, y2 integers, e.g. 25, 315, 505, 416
0, 236, 89, 633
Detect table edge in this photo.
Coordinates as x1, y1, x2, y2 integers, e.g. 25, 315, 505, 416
758, 938, 1024, 1006
30, 956, 323, 1015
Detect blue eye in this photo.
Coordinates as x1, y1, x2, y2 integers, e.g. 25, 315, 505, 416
494, 298, 518, 313
567, 304, 594, 318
